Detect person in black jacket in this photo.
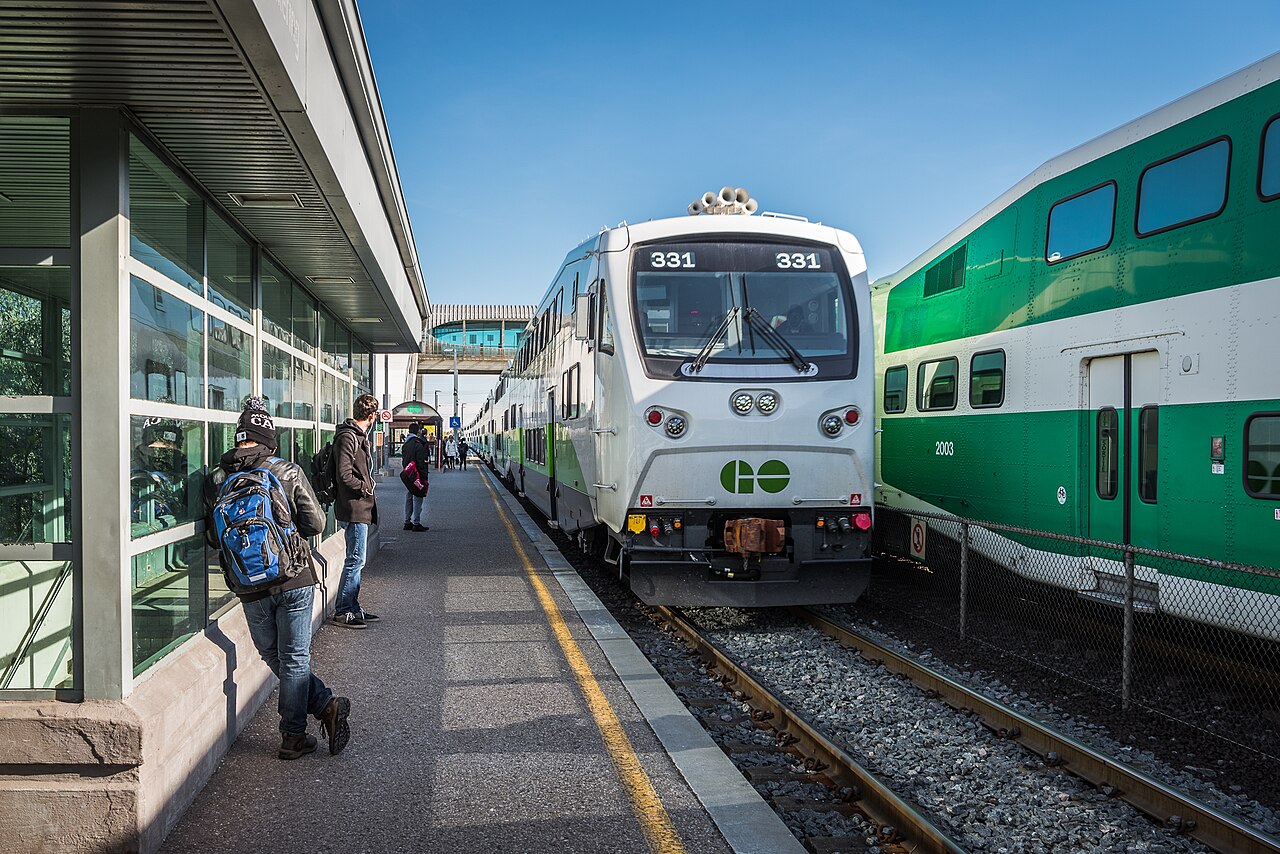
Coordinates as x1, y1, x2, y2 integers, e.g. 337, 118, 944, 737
401, 421, 429, 532
332, 393, 380, 628
207, 397, 351, 760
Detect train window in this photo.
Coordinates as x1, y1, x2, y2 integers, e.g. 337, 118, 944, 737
883, 366, 907, 414
916, 357, 958, 411
969, 350, 1005, 408
1260, 116, 1280, 201
1136, 137, 1230, 236
923, 244, 966, 297
1046, 182, 1116, 263
598, 287, 615, 355
1138, 406, 1159, 503
1244, 413, 1280, 498
1096, 408, 1118, 500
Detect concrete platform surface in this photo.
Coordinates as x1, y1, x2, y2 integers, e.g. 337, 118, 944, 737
161, 466, 737, 854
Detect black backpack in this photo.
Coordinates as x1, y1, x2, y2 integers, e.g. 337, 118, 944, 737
310, 441, 337, 507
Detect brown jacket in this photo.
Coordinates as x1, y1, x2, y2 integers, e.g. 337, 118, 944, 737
334, 419, 378, 524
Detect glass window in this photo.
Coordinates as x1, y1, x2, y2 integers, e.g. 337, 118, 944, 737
132, 532, 206, 674
0, 266, 71, 396
129, 136, 203, 294
320, 428, 337, 537
1244, 414, 1280, 498
207, 212, 252, 321
208, 422, 237, 470
924, 244, 966, 297
128, 416, 203, 539
321, 371, 338, 426
1096, 408, 1118, 500
1136, 139, 1230, 236
320, 310, 351, 373
289, 428, 315, 468
262, 343, 292, 419
260, 257, 292, 345
1138, 406, 1159, 503
1, 559, 75, 689
1046, 182, 1116, 263
129, 276, 204, 406
352, 348, 372, 395
969, 351, 1005, 408
0, 117, 70, 248
208, 317, 251, 413
1261, 116, 1280, 201
0, 414, 72, 543
917, 358, 958, 411
883, 366, 907, 414
293, 357, 316, 421
291, 284, 316, 356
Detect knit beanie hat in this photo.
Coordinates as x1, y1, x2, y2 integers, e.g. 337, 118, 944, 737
235, 396, 277, 449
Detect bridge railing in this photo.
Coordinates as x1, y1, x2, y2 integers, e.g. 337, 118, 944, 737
868, 506, 1279, 824
419, 335, 518, 361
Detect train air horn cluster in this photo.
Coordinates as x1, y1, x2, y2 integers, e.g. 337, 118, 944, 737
688, 186, 758, 216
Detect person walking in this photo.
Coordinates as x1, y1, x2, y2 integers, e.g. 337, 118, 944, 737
333, 393, 380, 629
401, 421, 429, 532
445, 434, 459, 471
207, 397, 351, 759
458, 437, 469, 471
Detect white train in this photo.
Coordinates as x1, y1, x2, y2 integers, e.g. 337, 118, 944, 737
475, 189, 876, 606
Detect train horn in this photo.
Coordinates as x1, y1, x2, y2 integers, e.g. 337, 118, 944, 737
688, 199, 706, 215
702, 191, 718, 208
734, 187, 750, 204
719, 186, 736, 204
744, 198, 759, 214
689, 187, 759, 216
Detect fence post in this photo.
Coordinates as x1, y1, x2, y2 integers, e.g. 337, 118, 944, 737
1122, 548, 1135, 711
959, 521, 970, 641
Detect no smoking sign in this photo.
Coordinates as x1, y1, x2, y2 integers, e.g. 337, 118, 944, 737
909, 517, 927, 560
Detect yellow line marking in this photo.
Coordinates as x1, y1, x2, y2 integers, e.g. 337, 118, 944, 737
481, 473, 687, 854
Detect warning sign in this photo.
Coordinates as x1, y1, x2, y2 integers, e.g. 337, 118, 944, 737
849, 493, 863, 506
639, 495, 654, 508
909, 517, 927, 560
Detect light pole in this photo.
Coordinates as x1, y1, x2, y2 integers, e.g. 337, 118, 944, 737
442, 348, 459, 436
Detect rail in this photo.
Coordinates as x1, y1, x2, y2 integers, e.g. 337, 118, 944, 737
656, 605, 966, 854
795, 607, 1280, 854
419, 336, 518, 361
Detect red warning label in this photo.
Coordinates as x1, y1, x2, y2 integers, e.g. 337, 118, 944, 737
639, 495, 653, 508
849, 493, 863, 506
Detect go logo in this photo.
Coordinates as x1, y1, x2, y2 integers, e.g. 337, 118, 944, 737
719, 459, 790, 494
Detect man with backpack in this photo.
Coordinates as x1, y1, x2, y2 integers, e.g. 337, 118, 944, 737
207, 397, 351, 760
400, 421, 429, 532
332, 393, 381, 629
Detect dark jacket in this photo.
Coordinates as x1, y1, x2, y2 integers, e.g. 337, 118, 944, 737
335, 419, 378, 524
206, 444, 327, 603
401, 433, 430, 474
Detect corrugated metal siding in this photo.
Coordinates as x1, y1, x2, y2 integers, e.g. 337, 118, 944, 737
0, 1, 400, 341
429, 304, 535, 327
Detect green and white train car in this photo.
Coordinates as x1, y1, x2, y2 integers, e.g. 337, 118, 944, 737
874, 53, 1280, 639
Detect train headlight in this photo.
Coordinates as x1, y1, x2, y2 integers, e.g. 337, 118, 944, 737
665, 415, 687, 437
732, 392, 754, 414
756, 392, 778, 413
821, 414, 844, 436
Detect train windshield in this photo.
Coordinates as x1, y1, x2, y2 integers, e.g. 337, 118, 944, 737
631, 240, 856, 378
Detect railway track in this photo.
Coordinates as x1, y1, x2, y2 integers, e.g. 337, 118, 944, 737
792, 607, 1280, 854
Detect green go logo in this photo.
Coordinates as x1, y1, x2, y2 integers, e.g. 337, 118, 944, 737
719, 459, 790, 494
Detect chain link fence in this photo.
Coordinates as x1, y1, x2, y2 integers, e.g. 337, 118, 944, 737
871, 507, 1280, 796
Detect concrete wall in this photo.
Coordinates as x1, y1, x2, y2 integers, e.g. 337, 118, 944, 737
0, 528, 372, 854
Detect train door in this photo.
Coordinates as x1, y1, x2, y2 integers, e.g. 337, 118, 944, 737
1087, 351, 1160, 548
547, 388, 558, 523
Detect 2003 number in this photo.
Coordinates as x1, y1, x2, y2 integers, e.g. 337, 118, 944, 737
935, 441, 955, 456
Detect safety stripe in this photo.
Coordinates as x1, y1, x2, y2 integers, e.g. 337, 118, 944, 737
480, 474, 687, 854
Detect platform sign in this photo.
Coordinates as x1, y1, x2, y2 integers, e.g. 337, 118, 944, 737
379, 409, 392, 423
449, 416, 461, 429
909, 516, 927, 560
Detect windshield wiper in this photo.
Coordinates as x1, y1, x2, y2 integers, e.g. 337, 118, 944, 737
744, 307, 812, 373
690, 305, 739, 373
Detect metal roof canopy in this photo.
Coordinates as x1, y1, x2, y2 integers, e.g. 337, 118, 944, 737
0, 0, 428, 352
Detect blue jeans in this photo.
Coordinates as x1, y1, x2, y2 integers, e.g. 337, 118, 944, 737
242, 586, 333, 736
404, 490, 424, 525
336, 521, 368, 617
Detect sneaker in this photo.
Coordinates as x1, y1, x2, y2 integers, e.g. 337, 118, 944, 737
403, 521, 413, 530
359, 610, 380, 622
411, 524, 429, 532
319, 697, 351, 755
278, 732, 317, 760
331, 612, 367, 629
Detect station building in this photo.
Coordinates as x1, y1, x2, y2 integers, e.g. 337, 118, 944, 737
0, 2, 427, 850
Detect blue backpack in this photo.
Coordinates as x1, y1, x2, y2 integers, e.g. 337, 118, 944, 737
213, 460, 302, 594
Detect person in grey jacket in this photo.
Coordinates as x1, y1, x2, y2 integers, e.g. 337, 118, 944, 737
207, 397, 351, 760
332, 393, 380, 628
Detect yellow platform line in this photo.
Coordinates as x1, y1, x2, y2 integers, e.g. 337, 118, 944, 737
481, 474, 687, 854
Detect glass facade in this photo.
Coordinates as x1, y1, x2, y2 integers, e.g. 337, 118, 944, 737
432, 321, 522, 349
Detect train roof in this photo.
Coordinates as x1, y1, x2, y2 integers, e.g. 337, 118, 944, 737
600, 212, 865, 260
874, 49, 1280, 293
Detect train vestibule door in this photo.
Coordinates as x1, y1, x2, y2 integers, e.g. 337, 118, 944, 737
547, 388, 558, 526
1086, 351, 1161, 550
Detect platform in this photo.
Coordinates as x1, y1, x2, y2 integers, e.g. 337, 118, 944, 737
161, 466, 799, 853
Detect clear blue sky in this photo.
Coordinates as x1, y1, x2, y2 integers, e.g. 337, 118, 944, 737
361, 0, 1280, 305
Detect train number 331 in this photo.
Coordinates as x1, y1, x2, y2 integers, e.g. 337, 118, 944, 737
776, 252, 822, 269
935, 441, 955, 456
